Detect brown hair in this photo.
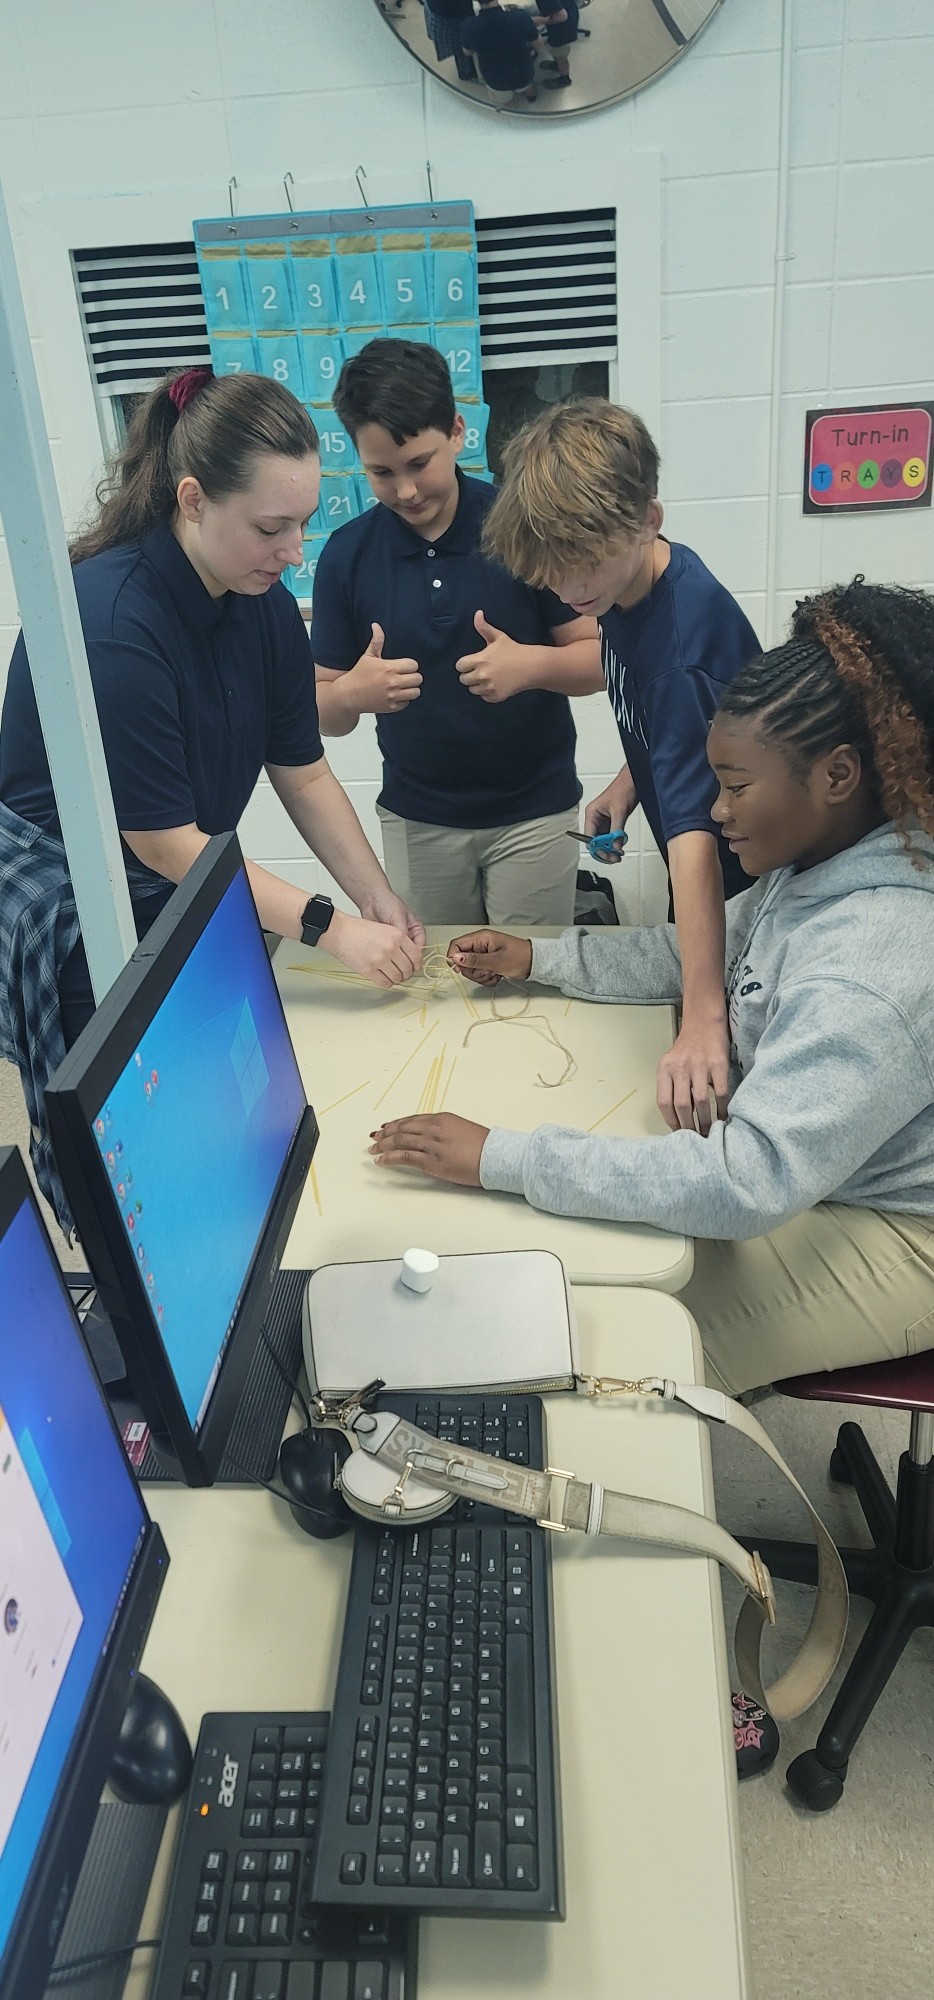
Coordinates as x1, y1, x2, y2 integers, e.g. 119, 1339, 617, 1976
70, 371, 319, 564
716, 579, 934, 855
481, 398, 660, 589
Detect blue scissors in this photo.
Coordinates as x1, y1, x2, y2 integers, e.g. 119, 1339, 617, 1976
566, 828, 629, 863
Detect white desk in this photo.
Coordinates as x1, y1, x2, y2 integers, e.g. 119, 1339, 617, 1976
131, 1287, 749, 2000
276, 931, 691, 1291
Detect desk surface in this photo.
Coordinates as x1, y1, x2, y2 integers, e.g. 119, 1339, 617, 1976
276, 929, 691, 1291
132, 1287, 748, 2000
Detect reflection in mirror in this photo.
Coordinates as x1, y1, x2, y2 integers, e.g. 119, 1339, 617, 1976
374, 0, 723, 119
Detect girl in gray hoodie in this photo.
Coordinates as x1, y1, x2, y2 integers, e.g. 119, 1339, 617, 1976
369, 579, 934, 1393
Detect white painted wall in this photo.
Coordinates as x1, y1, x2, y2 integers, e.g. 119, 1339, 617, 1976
1, 0, 933, 927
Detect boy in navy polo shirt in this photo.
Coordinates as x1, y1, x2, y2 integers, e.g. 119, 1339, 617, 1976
460, 2, 541, 103
312, 340, 604, 926
483, 397, 760, 1136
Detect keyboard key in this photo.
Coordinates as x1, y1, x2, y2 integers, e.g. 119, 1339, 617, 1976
202, 1848, 227, 1879
506, 1844, 538, 1889
241, 1807, 271, 1837
260, 1911, 292, 1943
473, 1824, 504, 1888
268, 1849, 298, 1876
442, 1833, 471, 1885
507, 1773, 535, 1807
225, 1912, 257, 1944
247, 1779, 275, 1806
273, 1806, 301, 1833
235, 1848, 266, 1878
319, 1968, 351, 2000
253, 1964, 285, 2000
286, 1968, 318, 2000
190, 1912, 216, 1946
182, 1967, 209, 1995
254, 1725, 281, 1751
408, 1839, 439, 1885
507, 1806, 537, 1842
353, 1965, 386, 2000
218, 1965, 253, 2000
375, 1854, 405, 1886
264, 1879, 294, 1910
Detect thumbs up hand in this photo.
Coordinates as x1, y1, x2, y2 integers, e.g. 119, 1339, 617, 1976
454, 610, 531, 704
349, 622, 422, 715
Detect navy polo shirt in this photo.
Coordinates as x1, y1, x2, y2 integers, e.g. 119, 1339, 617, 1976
0, 527, 323, 900
311, 471, 581, 829
599, 542, 760, 899
459, 10, 538, 92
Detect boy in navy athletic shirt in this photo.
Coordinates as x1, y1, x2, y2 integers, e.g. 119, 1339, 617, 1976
483, 397, 760, 1136
311, 340, 603, 927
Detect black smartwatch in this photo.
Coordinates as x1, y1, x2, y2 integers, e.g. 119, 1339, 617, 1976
300, 893, 335, 948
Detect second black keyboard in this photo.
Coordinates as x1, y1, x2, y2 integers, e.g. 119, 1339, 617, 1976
310, 1395, 562, 1919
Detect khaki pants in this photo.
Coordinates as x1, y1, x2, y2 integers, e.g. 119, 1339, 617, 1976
680, 1203, 934, 1396
377, 805, 580, 927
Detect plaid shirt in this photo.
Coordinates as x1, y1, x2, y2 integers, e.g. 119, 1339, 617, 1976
0, 800, 163, 1232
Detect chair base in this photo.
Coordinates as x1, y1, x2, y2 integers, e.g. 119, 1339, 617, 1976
738, 1419, 934, 1809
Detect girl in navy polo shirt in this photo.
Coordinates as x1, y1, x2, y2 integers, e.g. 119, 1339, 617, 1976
0, 369, 423, 1222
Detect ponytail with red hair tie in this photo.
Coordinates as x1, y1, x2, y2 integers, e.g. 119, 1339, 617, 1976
167, 367, 213, 416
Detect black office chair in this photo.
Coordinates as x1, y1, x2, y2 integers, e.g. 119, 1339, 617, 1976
739, 1349, 934, 1810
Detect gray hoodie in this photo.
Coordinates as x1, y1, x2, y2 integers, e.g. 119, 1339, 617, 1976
480, 825, 934, 1240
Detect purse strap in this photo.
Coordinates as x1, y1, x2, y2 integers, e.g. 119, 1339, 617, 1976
331, 1376, 848, 1723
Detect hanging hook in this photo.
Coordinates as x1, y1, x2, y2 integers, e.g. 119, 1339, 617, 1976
283, 171, 295, 213
354, 164, 376, 225
228, 175, 238, 219
425, 160, 439, 221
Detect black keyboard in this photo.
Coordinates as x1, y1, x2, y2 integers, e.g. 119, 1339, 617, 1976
311, 1395, 562, 1919
149, 1712, 417, 2000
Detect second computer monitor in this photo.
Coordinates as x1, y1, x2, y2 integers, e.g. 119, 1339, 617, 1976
45, 835, 318, 1486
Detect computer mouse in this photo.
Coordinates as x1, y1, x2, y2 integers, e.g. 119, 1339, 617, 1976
277, 1426, 354, 1539
109, 1672, 193, 1806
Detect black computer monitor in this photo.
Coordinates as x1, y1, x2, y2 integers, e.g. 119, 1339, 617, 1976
45, 834, 319, 1487
0, 1146, 168, 2000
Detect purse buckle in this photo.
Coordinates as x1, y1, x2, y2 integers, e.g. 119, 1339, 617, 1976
536, 1465, 576, 1534
577, 1373, 662, 1399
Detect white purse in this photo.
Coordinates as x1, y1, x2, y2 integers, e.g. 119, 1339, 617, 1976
317, 1375, 849, 1725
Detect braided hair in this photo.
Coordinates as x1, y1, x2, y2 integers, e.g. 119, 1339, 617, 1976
716, 579, 934, 849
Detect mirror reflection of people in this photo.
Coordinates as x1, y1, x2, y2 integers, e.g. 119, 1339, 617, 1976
0, 369, 423, 1223
423, 0, 479, 81
461, 0, 543, 106
535, 0, 585, 91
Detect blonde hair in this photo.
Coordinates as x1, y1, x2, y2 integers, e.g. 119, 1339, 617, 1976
482, 398, 660, 590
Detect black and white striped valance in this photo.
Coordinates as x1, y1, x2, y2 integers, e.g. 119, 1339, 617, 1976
72, 242, 211, 397
73, 208, 618, 397
475, 208, 617, 371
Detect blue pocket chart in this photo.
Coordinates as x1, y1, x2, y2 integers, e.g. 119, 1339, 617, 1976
201, 254, 250, 333
433, 249, 476, 321
245, 252, 296, 329
440, 325, 481, 399
301, 335, 344, 404
255, 332, 304, 397
210, 333, 258, 377
195, 200, 488, 603
458, 402, 490, 465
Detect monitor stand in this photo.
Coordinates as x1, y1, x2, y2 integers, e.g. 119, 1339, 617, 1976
66, 1266, 311, 1487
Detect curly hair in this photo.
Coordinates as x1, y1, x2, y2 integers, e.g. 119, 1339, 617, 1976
716, 578, 934, 853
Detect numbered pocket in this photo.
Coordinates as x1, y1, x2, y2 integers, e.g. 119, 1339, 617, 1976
201, 254, 250, 334
255, 333, 305, 396
291, 246, 338, 330
384, 253, 431, 328
335, 252, 384, 327
432, 250, 476, 322
457, 402, 490, 467
440, 327, 481, 399
317, 420, 356, 470
302, 334, 345, 404
319, 473, 360, 529
209, 333, 258, 377
245, 254, 297, 330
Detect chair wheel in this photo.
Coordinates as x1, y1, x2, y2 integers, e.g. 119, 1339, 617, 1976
829, 1446, 852, 1483
786, 1749, 846, 1811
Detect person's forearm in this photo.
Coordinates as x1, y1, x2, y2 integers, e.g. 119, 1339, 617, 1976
124, 822, 311, 940
667, 832, 727, 1025
314, 672, 362, 738
269, 759, 393, 911
505, 638, 604, 696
